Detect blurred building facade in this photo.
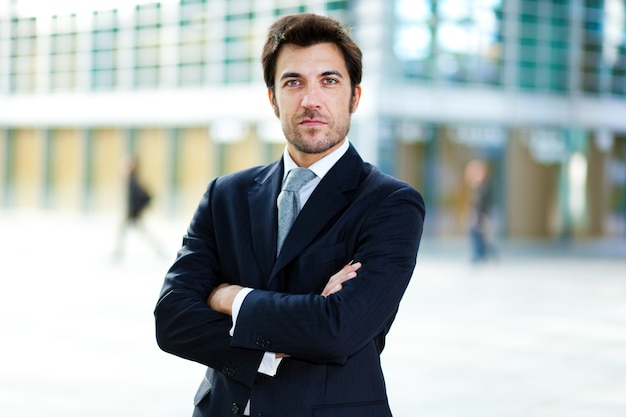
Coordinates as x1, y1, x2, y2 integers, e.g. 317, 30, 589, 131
0, 0, 625, 239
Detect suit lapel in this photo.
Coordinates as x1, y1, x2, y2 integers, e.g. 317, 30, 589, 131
248, 160, 283, 284
269, 146, 364, 280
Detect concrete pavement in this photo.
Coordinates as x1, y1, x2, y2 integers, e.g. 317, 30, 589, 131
1, 210, 625, 417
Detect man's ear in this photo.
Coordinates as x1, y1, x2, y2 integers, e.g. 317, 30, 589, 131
268, 88, 279, 117
350, 85, 362, 113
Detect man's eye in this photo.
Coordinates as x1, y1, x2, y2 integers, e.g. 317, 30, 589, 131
323, 78, 338, 85
285, 80, 300, 87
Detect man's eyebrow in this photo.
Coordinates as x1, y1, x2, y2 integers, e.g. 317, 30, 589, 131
279, 70, 345, 80
321, 70, 344, 78
280, 72, 301, 80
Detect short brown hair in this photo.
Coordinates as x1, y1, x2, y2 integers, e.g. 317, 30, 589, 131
261, 13, 362, 95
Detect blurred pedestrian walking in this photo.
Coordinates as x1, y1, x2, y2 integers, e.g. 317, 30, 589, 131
465, 159, 496, 262
113, 155, 164, 261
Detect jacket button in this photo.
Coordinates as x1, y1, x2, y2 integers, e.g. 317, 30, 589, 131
231, 403, 240, 414
222, 366, 235, 377
256, 338, 270, 349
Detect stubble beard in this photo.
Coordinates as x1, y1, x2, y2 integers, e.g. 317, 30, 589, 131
287, 125, 349, 154
282, 107, 352, 155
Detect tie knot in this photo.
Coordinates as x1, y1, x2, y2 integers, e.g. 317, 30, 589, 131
283, 168, 316, 192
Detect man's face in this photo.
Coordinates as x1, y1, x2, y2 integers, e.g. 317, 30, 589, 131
269, 42, 361, 166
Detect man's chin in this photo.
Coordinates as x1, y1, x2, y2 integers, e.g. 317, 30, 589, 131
293, 138, 342, 155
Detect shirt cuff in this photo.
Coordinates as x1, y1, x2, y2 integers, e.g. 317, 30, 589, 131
258, 352, 283, 376
228, 287, 283, 377
229, 287, 253, 336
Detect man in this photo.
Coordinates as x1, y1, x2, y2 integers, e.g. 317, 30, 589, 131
155, 13, 425, 417
464, 159, 495, 262
114, 155, 163, 260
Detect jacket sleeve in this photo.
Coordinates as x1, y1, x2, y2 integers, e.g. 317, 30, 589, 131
231, 185, 425, 363
154, 181, 263, 388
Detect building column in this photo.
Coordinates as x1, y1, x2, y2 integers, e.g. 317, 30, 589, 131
166, 127, 180, 216
41, 128, 53, 209
423, 126, 440, 236
0, 128, 12, 208
124, 127, 137, 156
80, 128, 94, 212
558, 128, 589, 240
586, 130, 612, 236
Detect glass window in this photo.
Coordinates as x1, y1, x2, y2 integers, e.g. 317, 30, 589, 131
92, 9, 118, 90
326, 0, 349, 11
582, 0, 626, 95
606, 0, 626, 95
136, 27, 160, 47
515, 0, 571, 92
50, 14, 78, 91
273, 6, 306, 17
51, 33, 75, 54
135, 67, 159, 86
326, 0, 350, 20
136, 3, 161, 26
435, 0, 503, 85
178, 0, 207, 86
611, 44, 626, 95
92, 30, 116, 51
136, 47, 159, 66
134, 3, 161, 88
94, 8, 117, 28
179, 63, 204, 86
223, 1, 254, 83
393, 0, 434, 80
10, 17, 37, 93
394, 0, 503, 85
225, 60, 251, 83
14, 55, 35, 73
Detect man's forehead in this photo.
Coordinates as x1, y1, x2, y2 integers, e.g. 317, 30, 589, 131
275, 43, 346, 74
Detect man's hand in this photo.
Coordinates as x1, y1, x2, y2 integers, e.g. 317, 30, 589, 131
207, 283, 243, 316
321, 261, 361, 297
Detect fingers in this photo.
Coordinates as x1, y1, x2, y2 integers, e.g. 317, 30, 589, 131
321, 261, 362, 297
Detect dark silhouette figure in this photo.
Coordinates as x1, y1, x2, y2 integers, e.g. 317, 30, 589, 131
465, 159, 496, 263
114, 156, 163, 260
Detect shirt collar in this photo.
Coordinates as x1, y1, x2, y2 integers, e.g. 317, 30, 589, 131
282, 139, 350, 181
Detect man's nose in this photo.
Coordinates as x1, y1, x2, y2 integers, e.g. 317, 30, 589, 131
301, 85, 321, 108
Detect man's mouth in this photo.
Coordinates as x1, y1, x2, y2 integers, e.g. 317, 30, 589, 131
299, 119, 326, 127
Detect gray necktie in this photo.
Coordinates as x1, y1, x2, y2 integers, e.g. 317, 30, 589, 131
277, 168, 316, 253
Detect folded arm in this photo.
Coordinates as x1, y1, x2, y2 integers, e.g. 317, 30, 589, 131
209, 261, 362, 315
154, 183, 264, 388
226, 187, 424, 363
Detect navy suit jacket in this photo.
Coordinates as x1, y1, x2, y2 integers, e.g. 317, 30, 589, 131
155, 145, 425, 416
